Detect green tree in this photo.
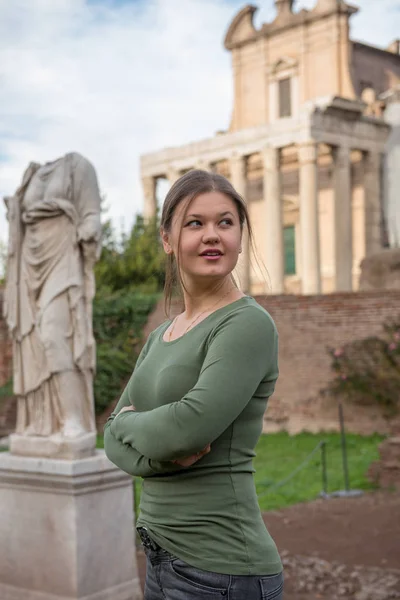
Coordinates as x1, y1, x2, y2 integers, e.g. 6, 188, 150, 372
92, 213, 165, 415
95, 214, 165, 293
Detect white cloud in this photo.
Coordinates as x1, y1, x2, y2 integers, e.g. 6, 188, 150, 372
0, 0, 398, 243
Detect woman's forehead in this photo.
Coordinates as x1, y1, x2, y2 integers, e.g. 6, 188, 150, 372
175, 191, 237, 220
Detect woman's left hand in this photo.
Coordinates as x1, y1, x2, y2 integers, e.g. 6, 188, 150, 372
117, 405, 136, 415
172, 444, 211, 467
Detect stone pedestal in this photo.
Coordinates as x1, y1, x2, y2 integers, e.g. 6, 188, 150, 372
9, 432, 97, 460
0, 451, 142, 600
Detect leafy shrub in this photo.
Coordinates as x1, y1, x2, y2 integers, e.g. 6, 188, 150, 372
95, 215, 165, 293
324, 319, 400, 416
93, 290, 159, 414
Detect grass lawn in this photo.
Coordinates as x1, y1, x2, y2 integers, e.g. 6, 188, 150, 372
97, 431, 384, 513
253, 431, 383, 511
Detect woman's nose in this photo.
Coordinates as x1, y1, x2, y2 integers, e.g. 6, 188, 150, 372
202, 226, 220, 243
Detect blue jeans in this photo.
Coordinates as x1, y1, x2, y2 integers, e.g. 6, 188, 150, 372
143, 546, 284, 600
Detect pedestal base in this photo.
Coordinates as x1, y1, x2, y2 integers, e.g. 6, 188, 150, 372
0, 451, 142, 600
10, 432, 97, 460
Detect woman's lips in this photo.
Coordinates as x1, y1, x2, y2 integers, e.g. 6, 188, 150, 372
201, 254, 222, 261
199, 251, 223, 261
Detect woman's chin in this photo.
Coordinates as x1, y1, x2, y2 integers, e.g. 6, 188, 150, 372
185, 271, 232, 285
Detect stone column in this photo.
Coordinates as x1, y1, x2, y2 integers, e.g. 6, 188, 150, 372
142, 175, 157, 220
333, 145, 352, 291
363, 150, 383, 256
195, 158, 210, 171
262, 146, 284, 294
230, 154, 250, 292
298, 142, 321, 294
167, 166, 181, 186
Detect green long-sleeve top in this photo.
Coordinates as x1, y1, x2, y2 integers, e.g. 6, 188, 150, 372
104, 296, 282, 576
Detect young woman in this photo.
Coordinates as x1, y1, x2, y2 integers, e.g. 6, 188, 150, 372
104, 170, 284, 600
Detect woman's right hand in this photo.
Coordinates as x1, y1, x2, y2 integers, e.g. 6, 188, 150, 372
171, 444, 211, 467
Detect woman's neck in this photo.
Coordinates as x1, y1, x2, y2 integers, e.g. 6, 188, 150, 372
181, 278, 242, 319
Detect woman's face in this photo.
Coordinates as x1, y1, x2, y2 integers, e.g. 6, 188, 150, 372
162, 191, 242, 285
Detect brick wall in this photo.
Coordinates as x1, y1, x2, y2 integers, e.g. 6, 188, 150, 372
146, 291, 400, 435
258, 291, 400, 434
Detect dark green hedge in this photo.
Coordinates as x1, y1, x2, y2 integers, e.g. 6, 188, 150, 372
93, 290, 159, 415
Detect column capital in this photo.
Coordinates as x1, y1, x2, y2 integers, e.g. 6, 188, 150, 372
229, 153, 246, 178
195, 158, 210, 171
166, 167, 180, 184
141, 175, 156, 196
333, 145, 351, 169
363, 149, 381, 171
298, 141, 318, 165
261, 146, 280, 171
142, 175, 157, 220
229, 152, 245, 165
229, 153, 247, 199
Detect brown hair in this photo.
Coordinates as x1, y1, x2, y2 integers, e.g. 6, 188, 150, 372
160, 169, 255, 316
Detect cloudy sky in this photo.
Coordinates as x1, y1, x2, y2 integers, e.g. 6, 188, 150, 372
0, 0, 399, 243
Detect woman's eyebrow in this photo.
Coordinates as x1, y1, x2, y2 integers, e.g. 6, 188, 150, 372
186, 211, 235, 219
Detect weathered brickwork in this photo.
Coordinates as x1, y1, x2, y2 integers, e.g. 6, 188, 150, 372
146, 291, 400, 435
258, 291, 399, 434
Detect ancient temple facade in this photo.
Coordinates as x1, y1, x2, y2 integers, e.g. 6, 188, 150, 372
140, 0, 400, 294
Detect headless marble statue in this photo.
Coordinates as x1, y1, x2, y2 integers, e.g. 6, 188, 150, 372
4, 152, 102, 458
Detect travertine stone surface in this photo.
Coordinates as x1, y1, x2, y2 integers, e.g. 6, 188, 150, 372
299, 142, 321, 294
230, 154, 250, 292
4, 153, 101, 457
142, 175, 157, 221
262, 146, 284, 294
9, 432, 97, 460
0, 451, 142, 600
333, 145, 352, 291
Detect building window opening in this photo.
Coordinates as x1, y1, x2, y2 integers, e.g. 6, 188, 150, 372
284, 225, 296, 275
279, 77, 292, 118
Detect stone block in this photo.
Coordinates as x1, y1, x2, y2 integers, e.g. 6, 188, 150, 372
9, 432, 96, 460
0, 451, 142, 600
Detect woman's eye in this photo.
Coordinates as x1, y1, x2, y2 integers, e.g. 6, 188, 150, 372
186, 220, 202, 227
220, 218, 233, 226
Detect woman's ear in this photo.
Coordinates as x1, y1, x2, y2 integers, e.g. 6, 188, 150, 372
160, 228, 173, 255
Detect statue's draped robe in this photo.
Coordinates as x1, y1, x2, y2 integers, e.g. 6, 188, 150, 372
4, 153, 102, 436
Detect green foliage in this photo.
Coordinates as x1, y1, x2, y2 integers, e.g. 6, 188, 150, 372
324, 318, 400, 416
93, 290, 159, 415
95, 215, 165, 293
92, 212, 166, 415
254, 431, 383, 511
0, 378, 13, 399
